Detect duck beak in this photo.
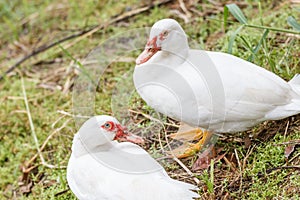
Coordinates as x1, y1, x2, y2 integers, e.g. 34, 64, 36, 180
136, 47, 161, 65
114, 124, 145, 144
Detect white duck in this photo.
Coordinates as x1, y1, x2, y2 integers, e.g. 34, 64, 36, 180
133, 19, 300, 157
67, 115, 199, 200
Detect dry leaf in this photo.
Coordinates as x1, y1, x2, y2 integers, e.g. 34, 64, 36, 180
192, 146, 215, 171
19, 181, 33, 195
285, 145, 295, 158
192, 146, 226, 171
244, 134, 251, 149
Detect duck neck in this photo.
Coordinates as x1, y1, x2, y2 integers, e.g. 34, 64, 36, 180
153, 47, 189, 66
72, 134, 113, 157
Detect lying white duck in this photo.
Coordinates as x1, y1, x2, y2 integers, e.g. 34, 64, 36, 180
133, 19, 300, 157
67, 115, 199, 200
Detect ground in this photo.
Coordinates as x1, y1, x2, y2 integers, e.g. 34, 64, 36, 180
0, 0, 300, 199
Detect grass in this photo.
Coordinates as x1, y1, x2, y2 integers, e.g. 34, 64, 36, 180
0, 0, 300, 199
242, 132, 300, 199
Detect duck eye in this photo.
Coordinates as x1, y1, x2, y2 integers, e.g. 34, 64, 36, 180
102, 122, 113, 130
163, 31, 168, 36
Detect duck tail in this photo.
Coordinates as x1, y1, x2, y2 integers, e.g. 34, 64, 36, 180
289, 74, 300, 96
265, 74, 300, 120
288, 74, 300, 112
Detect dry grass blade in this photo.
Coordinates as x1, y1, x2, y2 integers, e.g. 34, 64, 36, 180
277, 139, 300, 145
21, 74, 66, 169
21, 75, 45, 165
289, 152, 300, 163
266, 165, 300, 173
234, 148, 243, 193
128, 109, 179, 128
178, 0, 192, 18
138, 111, 200, 185
283, 120, 290, 140
25, 118, 71, 168
242, 144, 256, 171
57, 110, 91, 119
172, 156, 200, 185
163, 125, 200, 185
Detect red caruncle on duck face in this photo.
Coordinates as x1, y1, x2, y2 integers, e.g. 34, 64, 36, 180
135, 30, 169, 65
101, 121, 144, 144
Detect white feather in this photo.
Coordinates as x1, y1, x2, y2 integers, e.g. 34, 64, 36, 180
134, 19, 300, 133
67, 116, 199, 200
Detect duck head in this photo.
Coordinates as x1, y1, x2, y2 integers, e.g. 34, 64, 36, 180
136, 19, 189, 65
78, 115, 144, 149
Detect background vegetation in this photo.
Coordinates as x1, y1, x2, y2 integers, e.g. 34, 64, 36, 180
0, 0, 299, 199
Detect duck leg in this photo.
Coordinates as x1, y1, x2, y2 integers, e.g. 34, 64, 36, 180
168, 123, 213, 158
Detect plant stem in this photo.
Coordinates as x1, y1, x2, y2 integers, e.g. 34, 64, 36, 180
245, 24, 300, 34
210, 17, 300, 35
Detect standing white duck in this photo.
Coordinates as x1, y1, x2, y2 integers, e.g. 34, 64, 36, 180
133, 18, 300, 157
67, 115, 199, 200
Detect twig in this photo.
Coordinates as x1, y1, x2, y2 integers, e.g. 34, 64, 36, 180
223, 156, 237, 172
234, 149, 243, 194
51, 115, 66, 128
140, 110, 200, 185
57, 110, 91, 119
178, 0, 192, 18
157, 118, 167, 154
289, 151, 300, 163
128, 109, 179, 128
172, 156, 200, 185
242, 144, 256, 171
25, 118, 71, 168
1, 30, 92, 81
275, 139, 300, 145
54, 188, 70, 197
283, 120, 290, 140
234, 149, 241, 171
266, 165, 300, 173
162, 123, 200, 185
0, 0, 173, 81
22, 75, 63, 168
